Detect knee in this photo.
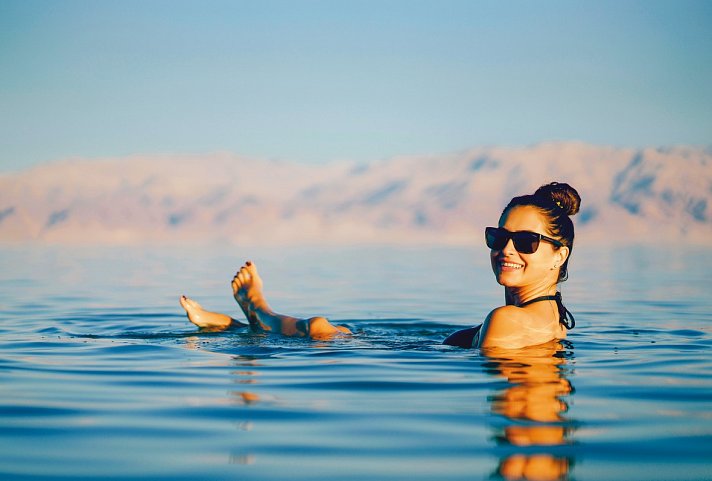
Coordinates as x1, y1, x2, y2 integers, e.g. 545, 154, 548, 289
307, 316, 332, 335
308, 316, 330, 327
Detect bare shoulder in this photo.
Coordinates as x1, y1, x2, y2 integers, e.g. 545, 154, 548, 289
477, 305, 532, 348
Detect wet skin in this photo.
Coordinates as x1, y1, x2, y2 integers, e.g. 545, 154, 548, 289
181, 261, 350, 339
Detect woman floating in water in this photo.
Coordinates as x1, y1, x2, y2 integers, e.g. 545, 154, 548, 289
179, 182, 580, 349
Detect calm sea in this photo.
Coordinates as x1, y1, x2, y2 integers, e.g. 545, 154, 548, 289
1, 244, 710, 481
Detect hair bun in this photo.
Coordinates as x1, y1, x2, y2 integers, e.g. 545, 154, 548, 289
534, 182, 581, 216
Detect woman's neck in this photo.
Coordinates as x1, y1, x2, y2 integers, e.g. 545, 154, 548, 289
505, 284, 558, 306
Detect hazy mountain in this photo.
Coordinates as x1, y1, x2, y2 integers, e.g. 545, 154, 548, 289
1, 143, 710, 245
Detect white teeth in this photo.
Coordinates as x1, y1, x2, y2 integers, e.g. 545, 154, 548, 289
502, 262, 522, 269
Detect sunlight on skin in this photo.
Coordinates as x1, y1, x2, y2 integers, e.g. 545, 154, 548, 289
232, 261, 351, 338
182, 206, 567, 347
179, 261, 350, 339
179, 295, 240, 331
478, 206, 570, 349
485, 342, 572, 481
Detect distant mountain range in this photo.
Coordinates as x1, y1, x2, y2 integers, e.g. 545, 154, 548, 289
1, 142, 710, 245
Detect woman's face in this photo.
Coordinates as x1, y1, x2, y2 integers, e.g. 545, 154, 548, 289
490, 205, 566, 290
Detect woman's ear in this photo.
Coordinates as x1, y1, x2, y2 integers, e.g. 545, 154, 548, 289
557, 246, 570, 266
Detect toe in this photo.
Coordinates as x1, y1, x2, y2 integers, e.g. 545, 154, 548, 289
245, 261, 258, 276
183, 297, 201, 309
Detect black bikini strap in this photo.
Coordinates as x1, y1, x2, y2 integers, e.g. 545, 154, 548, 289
519, 295, 558, 307
519, 292, 576, 330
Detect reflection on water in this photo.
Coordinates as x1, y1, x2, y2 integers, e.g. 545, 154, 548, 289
230, 355, 262, 405
210, 339, 578, 480
484, 341, 575, 481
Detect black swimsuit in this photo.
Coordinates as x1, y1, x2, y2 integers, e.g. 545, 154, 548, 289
520, 292, 575, 330
442, 292, 575, 349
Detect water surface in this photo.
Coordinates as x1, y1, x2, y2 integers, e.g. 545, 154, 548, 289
1, 244, 711, 480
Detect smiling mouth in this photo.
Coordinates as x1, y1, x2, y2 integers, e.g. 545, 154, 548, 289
500, 261, 523, 270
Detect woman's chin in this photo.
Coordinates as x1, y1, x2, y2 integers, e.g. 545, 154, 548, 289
495, 271, 521, 287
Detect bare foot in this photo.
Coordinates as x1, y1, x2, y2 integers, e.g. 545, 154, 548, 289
231, 261, 268, 322
180, 295, 234, 331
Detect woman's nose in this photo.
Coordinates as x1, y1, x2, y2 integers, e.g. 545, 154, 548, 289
502, 238, 516, 254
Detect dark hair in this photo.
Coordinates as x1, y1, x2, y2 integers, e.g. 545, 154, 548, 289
501, 182, 581, 283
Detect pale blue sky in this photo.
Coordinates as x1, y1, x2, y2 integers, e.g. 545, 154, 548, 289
1, 0, 710, 171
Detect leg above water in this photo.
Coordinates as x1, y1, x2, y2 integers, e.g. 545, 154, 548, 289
231, 261, 351, 338
179, 295, 241, 331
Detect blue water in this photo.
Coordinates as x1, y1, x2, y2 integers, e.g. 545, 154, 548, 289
1, 244, 711, 480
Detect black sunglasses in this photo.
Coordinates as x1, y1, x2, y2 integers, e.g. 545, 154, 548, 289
485, 227, 563, 254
